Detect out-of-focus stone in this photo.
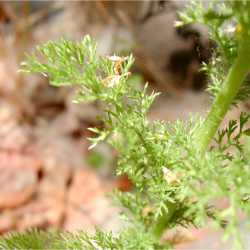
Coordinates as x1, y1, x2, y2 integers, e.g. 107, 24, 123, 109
68, 169, 103, 208
14, 196, 65, 230
0, 211, 17, 233
38, 178, 66, 202
63, 205, 95, 232
0, 150, 41, 171
0, 166, 37, 209
38, 163, 72, 202
67, 168, 121, 230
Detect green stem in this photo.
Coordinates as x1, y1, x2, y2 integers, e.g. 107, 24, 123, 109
152, 36, 250, 242
151, 202, 176, 240
195, 38, 250, 153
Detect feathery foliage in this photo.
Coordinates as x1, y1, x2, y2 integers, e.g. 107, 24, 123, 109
2, 1, 250, 249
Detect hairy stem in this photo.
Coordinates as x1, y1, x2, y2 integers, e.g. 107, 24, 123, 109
152, 36, 250, 242
195, 37, 250, 153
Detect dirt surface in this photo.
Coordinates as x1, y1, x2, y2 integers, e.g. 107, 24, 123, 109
0, 101, 121, 234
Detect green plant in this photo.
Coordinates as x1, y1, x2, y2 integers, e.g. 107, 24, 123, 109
1, 1, 250, 249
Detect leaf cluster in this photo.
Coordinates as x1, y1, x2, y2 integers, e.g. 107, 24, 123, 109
0, 229, 168, 250
2, 1, 250, 249
180, 0, 250, 105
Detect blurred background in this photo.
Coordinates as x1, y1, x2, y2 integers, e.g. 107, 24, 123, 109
0, 1, 249, 249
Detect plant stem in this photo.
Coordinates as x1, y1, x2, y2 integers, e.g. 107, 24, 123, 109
152, 36, 250, 242
151, 202, 176, 240
195, 37, 250, 153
